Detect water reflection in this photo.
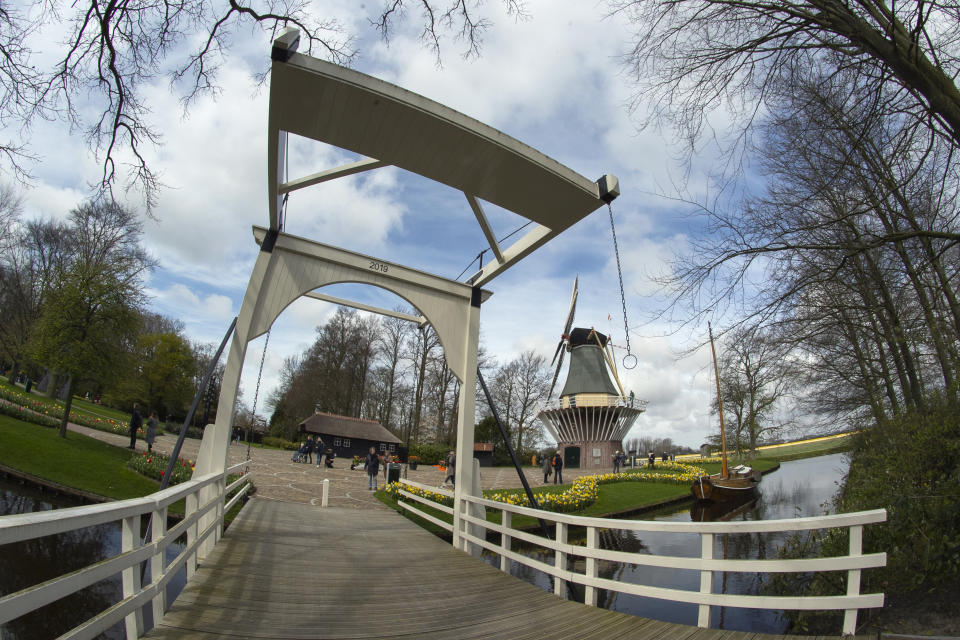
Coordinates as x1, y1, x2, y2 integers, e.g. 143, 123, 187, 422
482, 453, 851, 633
0, 478, 186, 640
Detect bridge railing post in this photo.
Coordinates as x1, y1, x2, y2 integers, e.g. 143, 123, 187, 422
500, 511, 512, 573
584, 526, 598, 606
121, 514, 145, 638
150, 504, 168, 626
843, 525, 863, 635
554, 522, 568, 598
697, 532, 713, 627
185, 492, 198, 579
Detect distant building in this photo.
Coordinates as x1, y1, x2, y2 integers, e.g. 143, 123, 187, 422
298, 411, 404, 461
474, 442, 494, 467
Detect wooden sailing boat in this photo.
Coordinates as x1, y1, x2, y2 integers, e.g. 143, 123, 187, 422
691, 322, 762, 503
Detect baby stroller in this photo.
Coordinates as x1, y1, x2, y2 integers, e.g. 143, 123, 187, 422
291, 443, 309, 463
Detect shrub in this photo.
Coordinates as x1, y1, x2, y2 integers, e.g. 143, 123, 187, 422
262, 436, 299, 450
769, 396, 960, 631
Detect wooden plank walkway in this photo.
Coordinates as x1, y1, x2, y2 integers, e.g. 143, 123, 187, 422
146, 498, 822, 639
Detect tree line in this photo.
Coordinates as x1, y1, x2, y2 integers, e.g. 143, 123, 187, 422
266, 306, 553, 457
0, 197, 226, 436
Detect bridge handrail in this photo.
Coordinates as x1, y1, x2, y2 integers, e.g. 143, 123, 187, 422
0, 459, 252, 639
416, 492, 887, 635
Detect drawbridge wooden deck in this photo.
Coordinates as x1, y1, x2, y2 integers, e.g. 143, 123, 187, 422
146, 498, 829, 639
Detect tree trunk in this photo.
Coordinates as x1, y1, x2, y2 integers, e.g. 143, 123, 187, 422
59, 375, 77, 438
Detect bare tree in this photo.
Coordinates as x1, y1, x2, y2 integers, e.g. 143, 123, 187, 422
0, 1, 525, 208
616, 0, 960, 160
713, 327, 791, 453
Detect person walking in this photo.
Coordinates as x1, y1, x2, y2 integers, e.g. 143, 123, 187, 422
365, 447, 380, 490
383, 450, 393, 482
443, 450, 456, 488
128, 404, 142, 449
305, 436, 315, 464
541, 452, 553, 484
613, 450, 621, 474
145, 411, 159, 453
552, 450, 564, 484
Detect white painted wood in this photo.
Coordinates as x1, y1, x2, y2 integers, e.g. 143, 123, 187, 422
121, 515, 144, 638
398, 501, 455, 533
268, 49, 608, 235
453, 300, 481, 553
501, 511, 512, 573
554, 522, 568, 598
0, 468, 251, 638
465, 194, 505, 264
398, 489, 455, 515
150, 505, 167, 626
185, 492, 198, 580
305, 291, 425, 324
463, 494, 887, 533
457, 497, 886, 633
279, 158, 387, 194
844, 524, 864, 635
585, 526, 598, 606
698, 533, 713, 627
322, 478, 330, 507
400, 478, 454, 498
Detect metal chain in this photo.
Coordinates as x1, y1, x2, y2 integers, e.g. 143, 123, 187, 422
607, 203, 634, 366
247, 329, 271, 461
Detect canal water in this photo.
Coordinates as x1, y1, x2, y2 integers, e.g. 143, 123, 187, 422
483, 452, 851, 634
0, 477, 186, 640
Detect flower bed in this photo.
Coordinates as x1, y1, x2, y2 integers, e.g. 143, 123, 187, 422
383, 461, 708, 514
0, 386, 132, 436
126, 451, 195, 485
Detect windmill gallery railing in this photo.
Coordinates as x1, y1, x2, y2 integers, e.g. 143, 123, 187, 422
395, 478, 886, 635
0, 460, 252, 640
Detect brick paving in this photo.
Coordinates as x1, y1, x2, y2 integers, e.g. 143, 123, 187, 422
65, 421, 618, 509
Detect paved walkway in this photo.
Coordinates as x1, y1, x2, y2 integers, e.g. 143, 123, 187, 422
65, 422, 618, 509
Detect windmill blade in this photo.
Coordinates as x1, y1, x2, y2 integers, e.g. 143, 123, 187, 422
548, 348, 566, 399
550, 338, 565, 366
563, 276, 579, 336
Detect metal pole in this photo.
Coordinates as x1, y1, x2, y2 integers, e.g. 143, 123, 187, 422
476, 367, 583, 602
160, 316, 238, 491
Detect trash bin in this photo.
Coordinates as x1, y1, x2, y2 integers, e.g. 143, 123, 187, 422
386, 463, 401, 483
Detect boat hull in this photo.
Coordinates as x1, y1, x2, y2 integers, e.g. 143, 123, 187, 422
691, 472, 760, 503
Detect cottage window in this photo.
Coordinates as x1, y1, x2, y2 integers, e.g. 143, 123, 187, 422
389, 444, 396, 452
379, 443, 386, 451
343, 439, 351, 447
334, 438, 341, 447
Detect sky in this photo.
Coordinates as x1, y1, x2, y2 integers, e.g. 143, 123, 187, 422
12, 0, 729, 449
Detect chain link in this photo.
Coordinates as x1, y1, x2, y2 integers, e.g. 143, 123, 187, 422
247, 329, 271, 461
607, 203, 633, 364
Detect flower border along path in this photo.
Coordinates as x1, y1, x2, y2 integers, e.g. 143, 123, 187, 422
384, 460, 708, 518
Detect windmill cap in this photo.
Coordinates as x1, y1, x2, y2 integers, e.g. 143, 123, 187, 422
568, 327, 610, 347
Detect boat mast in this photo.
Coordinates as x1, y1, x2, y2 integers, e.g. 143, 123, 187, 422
708, 321, 729, 479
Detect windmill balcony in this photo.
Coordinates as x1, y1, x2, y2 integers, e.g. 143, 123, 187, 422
552, 393, 648, 410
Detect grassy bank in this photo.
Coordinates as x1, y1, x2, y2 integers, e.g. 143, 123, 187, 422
0, 414, 160, 500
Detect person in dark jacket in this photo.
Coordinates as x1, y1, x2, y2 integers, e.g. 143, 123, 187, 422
552, 451, 564, 484
443, 451, 456, 487
365, 447, 380, 490
128, 404, 142, 449
541, 452, 553, 483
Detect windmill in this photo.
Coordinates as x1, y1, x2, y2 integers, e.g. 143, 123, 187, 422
538, 279, 647, 470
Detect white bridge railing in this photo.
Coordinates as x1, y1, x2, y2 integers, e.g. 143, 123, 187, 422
396, 478, 886, 635
0, 460, 252, 640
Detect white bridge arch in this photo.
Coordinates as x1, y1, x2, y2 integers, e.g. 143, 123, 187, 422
192, 26, 619, 554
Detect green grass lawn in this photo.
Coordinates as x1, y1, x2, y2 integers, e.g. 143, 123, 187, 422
0, 414, 159, 500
